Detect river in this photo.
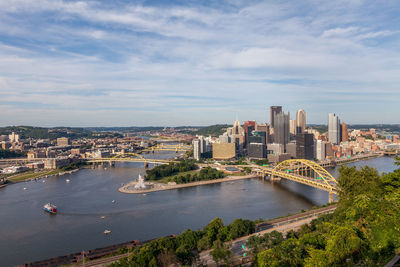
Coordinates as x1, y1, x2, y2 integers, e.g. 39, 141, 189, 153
0, 154, 396, 266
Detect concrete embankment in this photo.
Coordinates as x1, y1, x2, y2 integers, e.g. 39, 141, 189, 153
119, 174, 258, 194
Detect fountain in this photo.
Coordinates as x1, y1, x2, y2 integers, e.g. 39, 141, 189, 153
134, 174, 148, 190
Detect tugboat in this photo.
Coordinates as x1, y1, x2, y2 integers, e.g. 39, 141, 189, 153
43, 203, 57, 214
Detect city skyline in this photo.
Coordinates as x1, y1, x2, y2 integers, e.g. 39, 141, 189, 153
1, 0, 400, 126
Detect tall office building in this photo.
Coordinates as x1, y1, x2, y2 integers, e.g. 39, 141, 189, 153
232, 119, 244, 145
289, 119, 297, 135
341, 122, 349, 142
325, 142, 334, 159
248, 131, 267, 145
270, 106, 282, 129
315, 140, 326, 161
244, 121, 257, 148
256, 123, 270, 144
296, 133, 314, 160
274, 111, 290, 147
296, 109, 306, 134
248, 143, 266, 159
328, 113, 340, 145
192, 139, 201, 160
244, 121, 257, 136
198, 136, 206, 153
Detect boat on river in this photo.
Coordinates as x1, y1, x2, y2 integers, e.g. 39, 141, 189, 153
43, 203, 57, 214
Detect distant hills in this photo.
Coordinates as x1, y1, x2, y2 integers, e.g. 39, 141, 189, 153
0, 124, 398, 140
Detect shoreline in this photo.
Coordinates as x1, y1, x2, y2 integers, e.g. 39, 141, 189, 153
5, 168, 81, 184
119, 174, 258, 194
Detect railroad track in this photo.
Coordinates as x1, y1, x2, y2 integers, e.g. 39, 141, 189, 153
73, 253, 129, 267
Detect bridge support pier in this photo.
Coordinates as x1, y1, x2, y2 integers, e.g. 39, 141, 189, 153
328, 192, 334, 203
270, 175, 281, 182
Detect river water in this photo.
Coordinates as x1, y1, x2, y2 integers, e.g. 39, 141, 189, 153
0, 154, 396, 266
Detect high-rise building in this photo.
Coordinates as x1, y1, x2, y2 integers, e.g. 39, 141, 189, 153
244, 121, 257, 137
286, 142, 297, 158
328, 113, 340, 145
192, 139, 201, 160
315, 140, 326, 161
296, 109, 306, 134
267, 143, 284, 155
289, 119, 296, 135
212, 143, 236, 160
274, 111, 290, 147
296, 133, 314, 160
230, 119, 244, 151
325, 142, 334, 159
248, 131, 266, 145
341, 122, 349, 142
256, 123, 270, 144
247, 143, 265, 159
198, 136, 206, 153
270, 106, 282, 129
244, 122, 256, 148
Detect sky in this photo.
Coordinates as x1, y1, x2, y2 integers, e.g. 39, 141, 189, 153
0, 0, 400, 127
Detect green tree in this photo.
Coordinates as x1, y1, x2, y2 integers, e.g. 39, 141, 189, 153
228, 219, 255, 240
210, 240, 233, 266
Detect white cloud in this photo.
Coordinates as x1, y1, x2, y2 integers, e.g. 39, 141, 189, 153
0, 0, 400, 125
321, 27, 360, 38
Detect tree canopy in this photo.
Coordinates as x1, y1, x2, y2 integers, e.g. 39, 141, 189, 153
255, 165, 400, 266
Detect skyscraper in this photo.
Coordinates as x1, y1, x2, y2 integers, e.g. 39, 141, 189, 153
341, 122, 349, 142
274, 111, 290, 147
328, 113, 340, 145
315, 140, 326, 161
296, 109, 306, 134
270, 106, 282, 129
192, 139, 201, 160
256, 123, 270, 144
244, 120, 257, 148
289, 119, 296, 135
296, 132, 314, 160
229, 119, 245, 151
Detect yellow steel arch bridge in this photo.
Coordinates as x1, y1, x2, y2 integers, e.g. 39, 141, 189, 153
141, 143, 191, 153
258, 159, 338, 202
111, 152, 145, 159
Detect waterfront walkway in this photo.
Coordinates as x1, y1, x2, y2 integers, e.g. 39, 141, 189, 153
119, 174, 257, 194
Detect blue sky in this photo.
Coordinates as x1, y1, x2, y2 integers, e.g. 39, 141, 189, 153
0, 0, 399, 127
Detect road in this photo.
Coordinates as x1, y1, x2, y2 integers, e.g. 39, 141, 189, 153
197, 207, 336, 267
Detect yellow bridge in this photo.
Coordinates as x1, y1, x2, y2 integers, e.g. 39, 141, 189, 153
141, 143, 191, 153
255, 159, 338, 202
88, 157, 175, 166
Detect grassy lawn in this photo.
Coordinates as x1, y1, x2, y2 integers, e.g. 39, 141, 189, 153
155, 169, 200, 184
8, 170, 61, 182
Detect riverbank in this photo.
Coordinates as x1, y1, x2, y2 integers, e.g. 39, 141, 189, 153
335, 153, 383, 166
5, 168, 81, 183
119, 174, 257, 194
26, 204, 336, 267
